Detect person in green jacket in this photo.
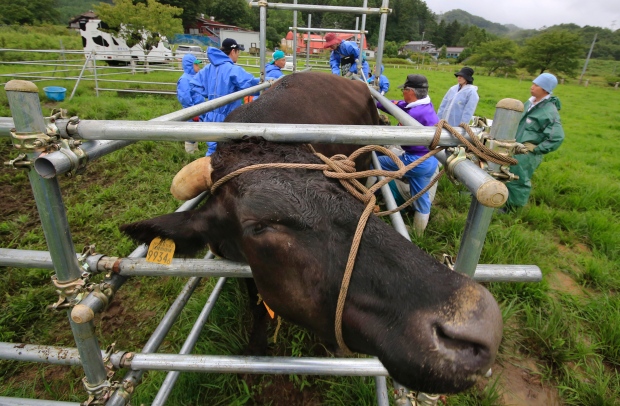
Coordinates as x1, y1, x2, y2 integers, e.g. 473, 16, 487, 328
505, 73, 564, 210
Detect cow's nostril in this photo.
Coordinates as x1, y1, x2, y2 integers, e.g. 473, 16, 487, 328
434, 323, 489, 361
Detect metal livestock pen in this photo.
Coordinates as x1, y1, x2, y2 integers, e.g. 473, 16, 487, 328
0, 1, 541, 404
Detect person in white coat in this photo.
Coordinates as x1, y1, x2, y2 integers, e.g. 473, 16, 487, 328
437, 67, 479, 127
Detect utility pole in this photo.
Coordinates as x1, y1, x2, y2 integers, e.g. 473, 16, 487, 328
579, 33, 597, 85
420, 31, 425, 67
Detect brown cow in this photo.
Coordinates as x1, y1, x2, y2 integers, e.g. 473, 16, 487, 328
121, 72, 502, 394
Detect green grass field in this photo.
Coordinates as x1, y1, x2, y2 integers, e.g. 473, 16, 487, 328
1, 27, 620, 405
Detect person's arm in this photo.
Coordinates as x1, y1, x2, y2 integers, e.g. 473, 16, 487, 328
459, 89, 479, 125
535, 111, 564, 154
329, 51, 340, 75
436, 88, 451, 119
380, 75, 389, 94
177, 78, 191, 108
231, 66, 260, 94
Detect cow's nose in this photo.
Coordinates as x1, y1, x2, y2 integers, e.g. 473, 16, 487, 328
433, 284, 502, 374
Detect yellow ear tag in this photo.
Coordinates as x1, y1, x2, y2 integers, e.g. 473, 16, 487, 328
263, 301, 275, 319
146, 237, 175, 265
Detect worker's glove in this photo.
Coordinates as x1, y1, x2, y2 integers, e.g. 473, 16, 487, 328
345, 71, 353, 78
192, 116, 200, 122
523, 142, 537, 153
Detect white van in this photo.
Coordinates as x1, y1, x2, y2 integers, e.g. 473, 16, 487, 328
80, 19, 174, 65
175, 45, 205, 61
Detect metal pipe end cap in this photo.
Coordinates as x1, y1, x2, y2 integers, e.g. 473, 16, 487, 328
5, 80, 39, 93
496, 98, 524, 112
476, 181, 509, 207
71, 304, 95, 324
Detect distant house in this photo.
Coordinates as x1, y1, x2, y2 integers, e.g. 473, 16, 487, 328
185, 15, 259, 49
400, 40, 435, 53
283, 31, 367, 55
445, 47, 465, 59
67, 10, 98, 31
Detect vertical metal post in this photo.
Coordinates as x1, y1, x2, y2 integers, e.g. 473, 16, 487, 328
306, 15, 312, 68
259, 0, 267, 82
355, 17, 360, 45
292, 0, 298, 71
373, 0, 388, 80
93, 53, 99, 97
4, 80, 108, 387
453, 99, 523, 277
69, 52, 93, 101
579, 33, 597, 85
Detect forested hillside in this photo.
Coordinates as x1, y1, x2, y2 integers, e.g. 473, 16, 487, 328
438, 9, 521, 36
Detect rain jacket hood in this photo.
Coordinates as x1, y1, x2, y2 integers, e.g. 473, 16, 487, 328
181, 54, 198, 75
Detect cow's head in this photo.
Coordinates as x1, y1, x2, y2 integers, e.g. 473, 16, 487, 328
121, 138, 502, 394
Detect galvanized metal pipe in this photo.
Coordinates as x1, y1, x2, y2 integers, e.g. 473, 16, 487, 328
52, 119, 480, 145
33, 81, 272, 179
369, 86, 508, 207
306, 15, 311, 68
291, 27, 368, 34
453, 99, 523, 277
249, 2, 385, 14
371, 152, 410, 238
5, 80, 108, 388
152, 276, 227, 405
71, 193, 207, 324
372, 0, 389, 80
292, 0, 298, 71
0, 117, 14, 137
259, 1, 267, 82
0, 248, 542, 282
120, 354, 389, 375
0, 342, 103, 365
106, 276, 204, 406
0, 397, 79, 406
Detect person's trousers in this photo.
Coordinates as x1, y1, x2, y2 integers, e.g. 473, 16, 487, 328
377, 153, 438, 214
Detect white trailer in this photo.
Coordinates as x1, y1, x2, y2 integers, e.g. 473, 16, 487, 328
80, 19, 174, 65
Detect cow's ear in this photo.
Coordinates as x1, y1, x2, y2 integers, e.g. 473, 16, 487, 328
120, 211, 209, 256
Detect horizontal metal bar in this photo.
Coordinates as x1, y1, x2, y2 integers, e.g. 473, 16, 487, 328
0, 397, 80, 406
0, 249, 542, 282
0, 117, 14, 137
55, 119, 479, 146
291, 27, 368, 34
124, 353, 389, 375
95, 88, 177, 95
249, 2, 388, 14
0, 342, 102, 365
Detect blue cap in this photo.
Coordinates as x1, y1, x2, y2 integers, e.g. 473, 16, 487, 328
533, 73, 558, 94
270, 50, 285, 64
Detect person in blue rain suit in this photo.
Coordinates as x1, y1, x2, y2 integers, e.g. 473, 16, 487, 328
190, 38, 260, 156
265, 50, 286, 80
367, 65, 390, 95
323, 32, 370, 79
177, 54, 205, 153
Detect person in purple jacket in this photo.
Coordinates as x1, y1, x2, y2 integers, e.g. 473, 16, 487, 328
375, 74, 439, 236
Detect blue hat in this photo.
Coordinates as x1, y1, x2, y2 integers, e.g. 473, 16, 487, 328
533, 73, 558, 94
270, 50, 285, 64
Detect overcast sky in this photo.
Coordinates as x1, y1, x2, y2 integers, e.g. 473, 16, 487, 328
426, 0, 620, 30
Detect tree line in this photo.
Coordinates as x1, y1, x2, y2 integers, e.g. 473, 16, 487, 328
3, 0, 618, 77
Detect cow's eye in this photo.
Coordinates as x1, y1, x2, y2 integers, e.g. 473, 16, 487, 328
252, 222, 267, 235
